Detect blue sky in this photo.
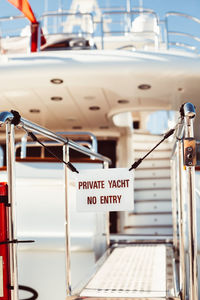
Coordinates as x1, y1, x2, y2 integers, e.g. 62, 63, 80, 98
0, 0, 200, 20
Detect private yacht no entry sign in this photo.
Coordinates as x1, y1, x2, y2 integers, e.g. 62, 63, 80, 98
76, 168, 134, 212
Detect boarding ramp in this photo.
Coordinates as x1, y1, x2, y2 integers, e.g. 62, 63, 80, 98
0, 104, 198, 300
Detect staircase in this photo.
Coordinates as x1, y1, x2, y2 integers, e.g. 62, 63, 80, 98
121, 132, 173, 238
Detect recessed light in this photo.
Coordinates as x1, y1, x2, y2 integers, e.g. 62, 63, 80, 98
99, 126, 109, 129
118, 99, 129, 104
84, 96, 95, 100
72, 126, 82, 129
89, 106, 100, 111
138, 84, 151, 90
51, 96, 63, 101
50, 78, 63, 84
66, 117, 76, 122
29, 109, 40, 113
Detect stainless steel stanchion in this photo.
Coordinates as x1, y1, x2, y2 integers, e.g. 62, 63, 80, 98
6, 123, 19, 300
183, 103, 198, 300
63, 144, 72, 296
103, 161, 110, 249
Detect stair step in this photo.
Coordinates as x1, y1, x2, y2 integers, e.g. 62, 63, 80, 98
133, 134, 164, 142
124, 213, 172, 227
123, 226, 173, 236
134, 150, 171, 159
134, 159, 170, 169
135, 168, 170, 179
135, 189, 171, 201
135, 178, 171, 189
135, 200, 172, 213
133, 142, 172, 151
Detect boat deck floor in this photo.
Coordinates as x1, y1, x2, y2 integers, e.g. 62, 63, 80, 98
78, 244, 179, 299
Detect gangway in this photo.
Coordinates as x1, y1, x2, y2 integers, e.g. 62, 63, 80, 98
0, 102, 198, 300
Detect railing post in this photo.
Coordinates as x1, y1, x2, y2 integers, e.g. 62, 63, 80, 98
63, 144, 72, 296
171, 156, 178, 251
6, 123, 19, 300
183, 103, 198, 300
172, 118, 187, 300
103, 161, 110, 249
177, 139, 187, 300
164, 17, 169, 50
101, 15, 104, 50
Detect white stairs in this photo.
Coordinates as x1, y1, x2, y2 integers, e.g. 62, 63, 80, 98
121, 132, 173, 238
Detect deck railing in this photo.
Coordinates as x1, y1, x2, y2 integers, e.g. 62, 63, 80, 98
40, 11, 95, 39
0, 111, 111, 299
16, 131, 98, 159
1, 8, 200, 53
165, 12, 200, 53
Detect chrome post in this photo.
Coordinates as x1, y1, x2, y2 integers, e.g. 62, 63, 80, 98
6, 123, 19, 300
164, 17, 169, 50
103, 161, 110, 249
0, 145, 4, 167
177, 139, 186, 300
126, 0, 131, 33
101, 16, 104, 50
63, 144, 72, 296
170, 156, 178, 251
183, 103, 198, 300
173, 118, 187, 300
21, 133, 27, 159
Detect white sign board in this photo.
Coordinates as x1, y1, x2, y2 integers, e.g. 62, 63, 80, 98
76, 168, 134, 212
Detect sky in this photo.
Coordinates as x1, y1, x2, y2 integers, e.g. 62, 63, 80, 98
0, 0, 200, 20
1, 0, 200, 40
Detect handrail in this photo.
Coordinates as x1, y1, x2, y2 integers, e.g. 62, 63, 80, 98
168, 31, 200, 43
0, 15, 25, 22
16, 131, 98, 159
8, 115, 111, 164
100, 9, 159, 49
15, 141, 94, 158
40, 11, 95, 38
165, 12, 200, 53
57, 131, 98, 153
169, 42, 197, 53
165, 12, 200, 25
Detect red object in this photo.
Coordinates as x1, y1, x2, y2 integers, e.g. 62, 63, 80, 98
31, 22, 46, 52
7, 0, 46, 51
7, 0, 37, 23
0, 182, 10, 300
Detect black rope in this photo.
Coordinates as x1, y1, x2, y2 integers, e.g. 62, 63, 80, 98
0, 239, 35, 245
19, 285, 38, 300
129, 128, 175, 171
27, 131, 79, 173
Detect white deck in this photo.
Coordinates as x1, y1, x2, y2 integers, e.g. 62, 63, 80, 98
81, 245, 167, 298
